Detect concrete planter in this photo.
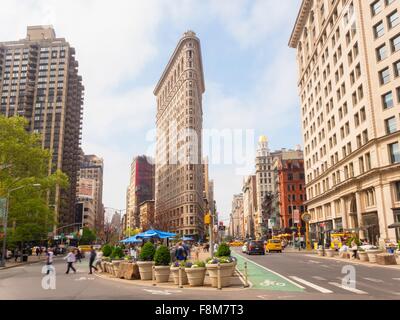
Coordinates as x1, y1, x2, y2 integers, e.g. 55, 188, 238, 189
170, 267, 188, 285
317, 249, 324, 256
231, 261, 237, 276
154, 266, 171, 283
358, 251, 369, 262
111, 261, 121, 276
206, 263, 234, 288
325, 249, 335, 257
185, 267, 206, 287
137, 261, 155, 280
366, 250, 383, 263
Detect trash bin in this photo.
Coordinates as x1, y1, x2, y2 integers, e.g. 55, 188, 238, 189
22, 254, 28, 262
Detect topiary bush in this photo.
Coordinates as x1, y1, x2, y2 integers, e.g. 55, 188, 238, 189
110, 246, 124, 260
346, 237, 361, 247
139, 242, 156, 261
102, 244, 112, 257
154, 245, 171, 266
216, 243, 231, 257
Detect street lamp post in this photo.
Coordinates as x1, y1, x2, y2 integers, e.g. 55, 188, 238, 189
0, 183, 41, 267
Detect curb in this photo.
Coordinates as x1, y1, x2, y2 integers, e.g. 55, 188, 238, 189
0, 259, 45, 270
305, 254, 400, 270
94, 272, 249, 292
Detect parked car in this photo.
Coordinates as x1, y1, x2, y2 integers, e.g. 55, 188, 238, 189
241, 243, 248, 253
246, 240, 265, 255
265, 239, 283, 253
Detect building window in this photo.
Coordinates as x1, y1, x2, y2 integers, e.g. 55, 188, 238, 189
388, 10, 400, 29
374, 21, 385, 38
389, 142, 400, 163
371, 0, 382, 16
382, 91, 394, 109
391, 34, 400, 52
395, 181, 400, 201
385, 116, 397, 134
394, 60, 400, 77
376, 44, 387, 61
380, 67, 391, 85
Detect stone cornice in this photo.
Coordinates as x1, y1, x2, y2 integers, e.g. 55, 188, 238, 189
154, 31, 205, 96
288, 0, 312, 48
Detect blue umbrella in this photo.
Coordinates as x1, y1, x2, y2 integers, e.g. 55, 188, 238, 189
120, 235, 142, 243
136, 229, 177, 239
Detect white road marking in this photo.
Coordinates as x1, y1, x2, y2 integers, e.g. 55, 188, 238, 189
234, 253, 305, 289
320, 265, 331, 268
312, 276, 327, 281
363, 277, 383, 283
289, 276, 333, 294
393, 278, 400, 281
308, 260, 321, 264
143, 289, 182, 296
329, 282, 368, 295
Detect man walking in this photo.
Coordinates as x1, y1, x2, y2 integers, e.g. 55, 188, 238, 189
88, 246, 98, 274
64, 249, 77, 274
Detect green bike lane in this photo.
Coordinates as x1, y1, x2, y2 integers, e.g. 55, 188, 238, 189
232, 251, 304, 293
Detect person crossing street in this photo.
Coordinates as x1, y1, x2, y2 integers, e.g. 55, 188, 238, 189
88, 246, 98, 274
64, 249, 77, 274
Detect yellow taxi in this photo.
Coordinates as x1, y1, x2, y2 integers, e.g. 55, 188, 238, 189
229, 241, 244, 247
78, 245, 92, 253
265, 239, 283, 253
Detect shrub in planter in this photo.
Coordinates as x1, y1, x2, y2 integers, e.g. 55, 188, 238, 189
154, 245, 171, 266
102, 244, 112, 257
216, 243, 231, 257
110, 246, 124, 260
137, 242, 156, 280
185, 261, 206, 287
346, 237, 361, 247
139, 242, 156, 261
206, 257, 235, 288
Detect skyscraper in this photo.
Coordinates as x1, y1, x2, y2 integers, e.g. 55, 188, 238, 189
154, 31, 205, 238
126, 155, 155, 230
0, 26, 84, 230
289, 0, 400, 244
78, 152, 104, 234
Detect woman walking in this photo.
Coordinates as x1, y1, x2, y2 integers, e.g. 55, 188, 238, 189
64, 249, 77, 274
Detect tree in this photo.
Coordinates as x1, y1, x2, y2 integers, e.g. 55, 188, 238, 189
0, 116, 68, 246
79, 227, 96, 245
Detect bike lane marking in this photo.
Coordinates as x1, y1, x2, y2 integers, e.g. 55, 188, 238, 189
232, 252, 304, 292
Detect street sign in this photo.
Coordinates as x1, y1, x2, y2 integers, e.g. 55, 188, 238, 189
301, 212, 312, 223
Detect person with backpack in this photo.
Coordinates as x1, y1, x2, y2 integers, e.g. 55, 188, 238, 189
175, 242, 187, 262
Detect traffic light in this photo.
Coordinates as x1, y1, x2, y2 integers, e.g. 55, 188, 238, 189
204, 213, 211, 225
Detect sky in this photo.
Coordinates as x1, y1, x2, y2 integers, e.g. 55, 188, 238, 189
0, 0, 303, 225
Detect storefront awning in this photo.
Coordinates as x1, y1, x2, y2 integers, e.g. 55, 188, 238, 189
388, 222, 400, 229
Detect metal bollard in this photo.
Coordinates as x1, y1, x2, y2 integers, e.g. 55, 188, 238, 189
178, 266, 183, 288
244, 262, 249, 288
152, 266, 156, 286
217, 262, 222, 290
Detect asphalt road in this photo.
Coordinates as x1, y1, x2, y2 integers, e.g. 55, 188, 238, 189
233, 248, 400, 299
0, 252, 399, 300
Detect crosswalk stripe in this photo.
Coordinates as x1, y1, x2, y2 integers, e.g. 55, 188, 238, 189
289, 276, 333, 294
393, 278, 400, 281
363, 277, 383, 283
329, 282, 368, 295
312, 276, 327, 281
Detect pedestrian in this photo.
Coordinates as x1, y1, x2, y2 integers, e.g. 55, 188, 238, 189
182, 241, 190, 261
351, 239, 358, 259
193, 244, 200, 261
75, 249, 82, 263
95, 250, 103, 271
175, 242, 187, 262
14, 249, 20, 262
64, 249, 77, 274
214, 243, 218, 253
88, 246, 98, 274
45, 248, 54, 275
36, 247, 40, 258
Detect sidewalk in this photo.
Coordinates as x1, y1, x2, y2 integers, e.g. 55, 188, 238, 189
283, 247, 315, 254
0, 255, 47, 270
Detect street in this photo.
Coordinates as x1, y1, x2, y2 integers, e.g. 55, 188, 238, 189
0, 251, 399, 300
